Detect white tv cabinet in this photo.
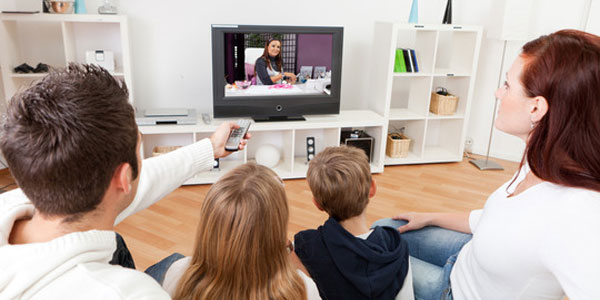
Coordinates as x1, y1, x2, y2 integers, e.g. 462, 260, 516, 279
138, 110, 386, 185
0, 13, 133, 103
369, 22, 482, 165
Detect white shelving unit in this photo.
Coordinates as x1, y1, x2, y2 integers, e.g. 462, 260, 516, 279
0, 13, 133, 103
139, 110, 387, 185
369, 22, 482, 165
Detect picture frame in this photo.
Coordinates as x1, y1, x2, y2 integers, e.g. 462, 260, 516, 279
299, 66, 313, 80
314, 66, 327, 79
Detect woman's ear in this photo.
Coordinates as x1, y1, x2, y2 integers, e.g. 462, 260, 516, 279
530, 96, 549, 123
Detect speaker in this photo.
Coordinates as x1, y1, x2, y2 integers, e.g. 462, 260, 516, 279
306, 137, 316, 162
211, 158, 220, 171
341, 129, 373, 162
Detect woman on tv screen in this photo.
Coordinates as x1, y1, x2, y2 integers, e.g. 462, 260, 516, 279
255, 38, 297, 85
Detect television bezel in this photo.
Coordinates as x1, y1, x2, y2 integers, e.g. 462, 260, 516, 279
211, 24, 343, 120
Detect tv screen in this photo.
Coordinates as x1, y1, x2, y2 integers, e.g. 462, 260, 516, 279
211, 24, 343, 121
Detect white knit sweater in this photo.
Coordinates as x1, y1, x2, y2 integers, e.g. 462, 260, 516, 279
0, 139, 214, 299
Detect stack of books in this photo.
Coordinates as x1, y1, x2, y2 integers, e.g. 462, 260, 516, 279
394, 48, 419, 73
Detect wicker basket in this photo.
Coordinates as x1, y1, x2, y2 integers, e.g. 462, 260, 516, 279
430, 92, 458, 115
386, 133, 410, 158
152, 145, 182, 157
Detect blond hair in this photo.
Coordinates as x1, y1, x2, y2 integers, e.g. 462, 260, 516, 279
307, 145, 371, 221
173, 163, 306, 300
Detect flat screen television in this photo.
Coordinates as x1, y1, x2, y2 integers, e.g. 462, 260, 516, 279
211, 24, 343, 122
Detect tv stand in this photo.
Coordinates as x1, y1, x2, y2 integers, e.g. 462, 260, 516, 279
253, 116, 306, 122
137, 110, 385, 184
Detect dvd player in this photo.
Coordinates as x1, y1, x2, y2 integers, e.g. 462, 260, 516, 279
135, 108, 197, 126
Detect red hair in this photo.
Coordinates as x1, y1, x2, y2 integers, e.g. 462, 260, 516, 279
519, 30, 600, 192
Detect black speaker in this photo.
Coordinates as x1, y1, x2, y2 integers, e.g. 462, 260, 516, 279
306, 137, 316, 162
212, 158, 220, 171
341, 129, 373, 162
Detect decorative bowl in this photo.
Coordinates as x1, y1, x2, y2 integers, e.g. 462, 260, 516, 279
235, 80, 252, 89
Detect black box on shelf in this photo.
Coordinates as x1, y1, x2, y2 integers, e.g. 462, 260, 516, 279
341, 129, 374, 162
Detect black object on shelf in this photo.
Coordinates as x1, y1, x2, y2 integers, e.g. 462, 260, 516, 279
211, 158, 220, 172
436, 86, 449, 96
443, 0, 452, 24
14, 63, 34, 74
34, 63, 49, 73
341, 129, 374, 162
306, 137, 315, 163
13, 63, 49, 74
402, 49, 412, 72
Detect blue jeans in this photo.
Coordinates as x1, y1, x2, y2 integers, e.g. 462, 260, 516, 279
372, 218, 472, 300
145, 253, 185, 285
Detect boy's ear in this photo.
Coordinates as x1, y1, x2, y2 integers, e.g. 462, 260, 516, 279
369, 179, 377, 198
312, 198, 324, 211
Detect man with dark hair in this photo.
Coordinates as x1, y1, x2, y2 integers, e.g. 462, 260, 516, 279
0, 64, 248, 299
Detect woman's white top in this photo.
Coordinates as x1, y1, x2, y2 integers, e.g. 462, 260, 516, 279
451, 165, 600, 299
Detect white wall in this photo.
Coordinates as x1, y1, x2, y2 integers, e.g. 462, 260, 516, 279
86, 0, 444, 111
81, 0, 597, 162
586, 0, 600, 35
471, 0, 592, 162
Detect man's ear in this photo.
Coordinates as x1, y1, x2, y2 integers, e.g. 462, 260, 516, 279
112, 162, 133, 194
530, 96, 549, 123
369, 178, 377, 198
312, 198, 324, 211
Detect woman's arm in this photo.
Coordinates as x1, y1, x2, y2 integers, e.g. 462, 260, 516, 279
394, 212, 472, 234
270, 73, 283, 83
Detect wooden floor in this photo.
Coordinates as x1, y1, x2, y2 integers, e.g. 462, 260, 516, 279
0, 155, 519, 271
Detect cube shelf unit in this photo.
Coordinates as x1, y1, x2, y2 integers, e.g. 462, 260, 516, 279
369, 22, 482, 165
0, 13, 133, 103
138, 110, 386, 185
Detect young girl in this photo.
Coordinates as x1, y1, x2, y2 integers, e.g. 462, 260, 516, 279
158, 163, 320, 300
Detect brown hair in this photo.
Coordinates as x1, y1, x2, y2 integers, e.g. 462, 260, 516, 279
173, 163, 306, 300
307, 145, 371, 221
0, 64, 138, 218
260, 38, 283, 72
516, 30, 600, 192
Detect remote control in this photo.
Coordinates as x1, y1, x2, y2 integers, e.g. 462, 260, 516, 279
225, 119, 251, 151
201, 113, 212, 125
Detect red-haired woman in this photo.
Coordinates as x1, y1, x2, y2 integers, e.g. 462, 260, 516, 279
374, 29, 600, 300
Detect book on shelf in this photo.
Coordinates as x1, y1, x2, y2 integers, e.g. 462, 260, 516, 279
409, 49, 419, 72
402, 49, 412, 72
394, 49, 407, 72
393, 48, 419, 73
406, 49, 416, 73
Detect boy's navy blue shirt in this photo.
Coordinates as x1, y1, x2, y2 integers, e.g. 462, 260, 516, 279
295, 217, 409, 300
